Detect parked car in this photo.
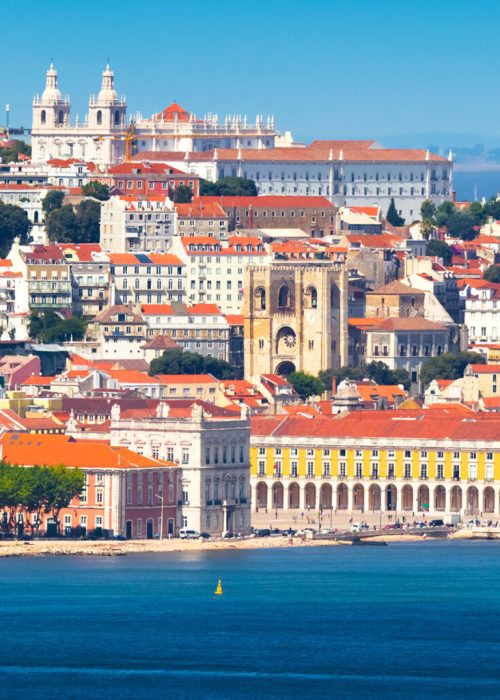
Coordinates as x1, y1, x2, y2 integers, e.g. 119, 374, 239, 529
199, 532, 212, 540
179, 528, 201, 539
429, 519, 445, 527
254, 528, 271, 537
350, 522, 369, 533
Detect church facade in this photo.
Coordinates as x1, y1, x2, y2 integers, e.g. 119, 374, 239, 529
31, 64, 283, 167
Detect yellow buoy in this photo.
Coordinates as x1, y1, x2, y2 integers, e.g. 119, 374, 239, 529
215, 579, 223, 595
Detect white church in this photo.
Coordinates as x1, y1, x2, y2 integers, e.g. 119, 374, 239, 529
31, 64, 284, 167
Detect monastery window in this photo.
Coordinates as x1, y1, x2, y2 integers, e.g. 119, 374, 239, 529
239, 445, 245, 462
58, 110, 64, 124
114, 109, 120, 125
96, 110, 102, 125
41, 110, 46, 124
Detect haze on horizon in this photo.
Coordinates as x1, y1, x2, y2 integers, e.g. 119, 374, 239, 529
3, 0, 499, 151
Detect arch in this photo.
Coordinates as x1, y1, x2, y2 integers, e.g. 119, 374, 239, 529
275, 360, 295, 376
368, 484, 381, 511
353, 483, 364, 510
272, 482, 284, 509
278, 284, 291, 309
320, 483, 332, 509
337, 483, 348, 510
386, 484, 397, 511
305, 285, 318, 309
41, 110, 46, 125
256, 482, 268, 509
255, 286, 266, 311
450, 485, 462, 512
57, 110, 64, 125
289, 482, 300, 509
114, 109, 121, 126
466, 485, 479, 514
33, 211, 39, 224
96, 110, 102, 125
402, 484, 413, 511
305, 483, 316, 509
434, 485, 446, 511
484, 487, 495, 514
146, 518, 154, 539
417, 485, 430, 512
276, 325, 296, 355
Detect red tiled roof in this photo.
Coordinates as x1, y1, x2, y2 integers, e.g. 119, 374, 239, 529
155, 374, 217, 384
188, 304, 223, 316
225, 314, 244, 325
154, 102, 191, 122
469, 364, 500, 374
199, 195, 335, 209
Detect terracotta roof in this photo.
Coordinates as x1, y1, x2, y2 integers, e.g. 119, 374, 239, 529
0, 433, 173, 469
154, 102, 191, 122
199, 195, 335, 209
251, 410, 500, 441
368, 318, 447, 332
188, 304, 223, 316
108, 253, 183, 266
175, 201, 226, 218
469, 364, 500, 374
369, 280, 425, 296
142, 334, 181, 350
225, 314, 244, 325
106, 370, 160, 384
347, 234, 405, 249
93, 305, 144, 324
140, 304, 175, 315
20, 376, 56, 386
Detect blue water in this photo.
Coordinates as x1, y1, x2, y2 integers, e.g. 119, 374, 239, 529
0, 542, 499, 699
454, 170, 500, 200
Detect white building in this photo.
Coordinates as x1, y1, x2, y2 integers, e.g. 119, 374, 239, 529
0, 184, 48, 244
142, 142, 453, 221
31, 65, 285, 167
464, 282, 500, 345
170, 235, 269, 314
100, 195, 177, 253
109, 401, 252, 536
31, 64, 127, 166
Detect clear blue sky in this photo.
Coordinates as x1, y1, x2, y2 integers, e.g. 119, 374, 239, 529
3, 0, 500, 146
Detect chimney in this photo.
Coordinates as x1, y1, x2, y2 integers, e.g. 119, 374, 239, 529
331, 376, 337, 396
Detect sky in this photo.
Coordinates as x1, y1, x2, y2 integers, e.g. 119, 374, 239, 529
3, 0, 500, 148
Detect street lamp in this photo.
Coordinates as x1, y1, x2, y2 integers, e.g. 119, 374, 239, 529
156, 493, 165, 540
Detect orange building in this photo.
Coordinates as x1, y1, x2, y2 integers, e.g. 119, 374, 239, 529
0, 433, 178, 539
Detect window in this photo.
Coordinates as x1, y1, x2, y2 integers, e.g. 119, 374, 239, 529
307, 461, 314, 478
469, 464, 477, 480
258, 461, 265, 477
182, 448, 189, 464
388, 463, 395, 478
404, 463, 412, 478
355, 463, 363, 478
339, 462, 346, 478
420, 464, 427, 479
291, 461, 298, 478
322, 462, 330, 477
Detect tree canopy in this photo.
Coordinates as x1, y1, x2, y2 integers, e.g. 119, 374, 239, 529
0, 461, 84, 535
29, 311, 87, 343
420, 351, 486, 387
149, 348, 239, 379
0, 139, 31, 163
46, 199, 101, 243
288, 371, 324, 401
319, 361, 411, 391
42, 190, 64, 214
81, 181, 110, 201
386, 198, 405, 227
484, 265, 500, 283
169, 184, 193, 203
425, 239, 452, 265
200, 177, 258, 196
0, 202, 32, 257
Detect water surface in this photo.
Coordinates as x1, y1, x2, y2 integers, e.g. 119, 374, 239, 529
0, 541, 499, 699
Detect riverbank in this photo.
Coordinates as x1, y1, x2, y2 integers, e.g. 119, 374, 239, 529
0, 529, 494, 557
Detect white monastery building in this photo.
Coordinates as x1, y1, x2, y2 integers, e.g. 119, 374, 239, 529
31, 64, 453, 219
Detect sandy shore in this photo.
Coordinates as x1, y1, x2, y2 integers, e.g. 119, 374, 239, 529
0, 532, 447, 557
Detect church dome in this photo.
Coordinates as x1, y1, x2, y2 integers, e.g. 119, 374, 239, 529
41, 63, 62, 102
97, 64, 118, 103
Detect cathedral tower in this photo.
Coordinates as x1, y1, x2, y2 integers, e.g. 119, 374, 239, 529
88, 64, 126, 131
32, 63, 70, 131
243, 261, 348, 382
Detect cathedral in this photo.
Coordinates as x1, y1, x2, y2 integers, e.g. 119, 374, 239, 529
31, 64, 283, 167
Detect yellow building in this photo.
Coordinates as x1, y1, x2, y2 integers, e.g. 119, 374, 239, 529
250, 410, 500, 517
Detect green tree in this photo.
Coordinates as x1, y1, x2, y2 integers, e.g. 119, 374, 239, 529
365, 361, 411, 390
46, 199, 100, 243
199, 176, 258, 196
75, 199, 101, 243
425, 239, 452, 265
288, 371, 324, 401
29, 311, 86, 343
169, 184, 194, 203
149, 348, 239, 379
386, 198, 405, 227
46, 204, 77, 242
81, 180, 110, 201
420, 351, 486, 387
446, 210, 477, 240
0, 139, 31, 163
420, 199, 436, 223
0, 202, 32, 257
42, 190, 64, 214
45, 464, 85, 531
483, 197, 500, 221
469, 200, 487, 226
435, 201, 455, 227
484, 265, 500, 283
